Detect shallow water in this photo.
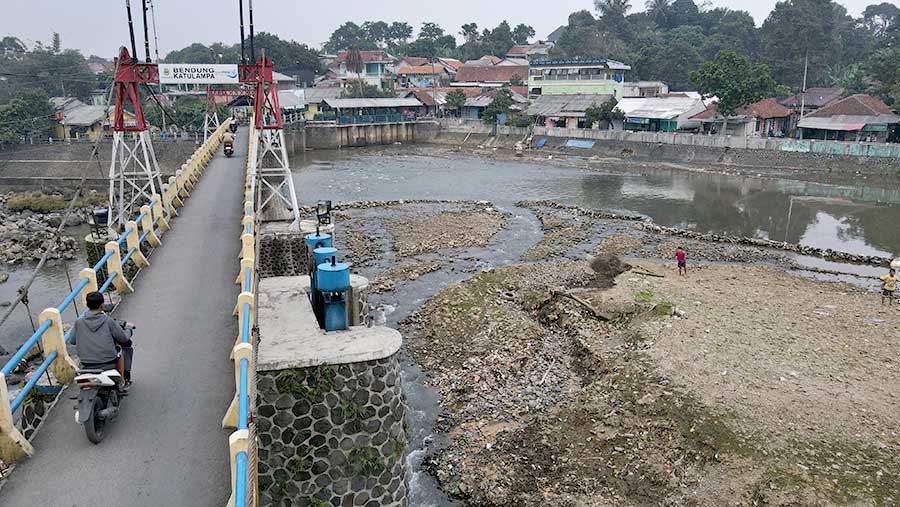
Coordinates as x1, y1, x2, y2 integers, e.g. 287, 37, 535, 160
294, 147, 900, 506
293, 148, 900, 259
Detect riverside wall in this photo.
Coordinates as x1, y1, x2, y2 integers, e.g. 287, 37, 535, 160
431, 120, 900, 176
287, 121, 441, 152
0, 139, 200, 189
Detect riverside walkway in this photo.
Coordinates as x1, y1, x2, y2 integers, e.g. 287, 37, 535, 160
0, 141, 246, 506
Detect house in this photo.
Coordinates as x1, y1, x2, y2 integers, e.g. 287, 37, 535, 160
797, 94, 900, 142
320, 97, 425, 123
50, 97, 135, 140
395, 65, 450, 88
622, 81, 669, 98
506, 43, 552, 61
86, 61, 115, 75
327, 50, 397, 90
399, 56, 430, 67
460, 89, 529, 120
525, 93, 614, 128
615, 95, 706, 132
528, 58, 631, 98
403, 87, 486, 116
300, 87, 344, 121
780, 87, 844, 113
455, 64, 530, 87
691, 98, 793, 137
436, 57, 463, 77
463, 55, 504, 67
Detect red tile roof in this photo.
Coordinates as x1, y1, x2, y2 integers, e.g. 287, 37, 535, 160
808, 93, 895, 118
401, 56, 430, 67
691, 98, 792, 120
780, 87, 844, 109
396, 65, 447, 76
510, 85, 529, 97
438, 58, 463, 71
507, 45, 531, 55
455, 65, 529, 83
330, 50, 395, 66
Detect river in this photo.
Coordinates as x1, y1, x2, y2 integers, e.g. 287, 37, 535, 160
291, 146, 899, 507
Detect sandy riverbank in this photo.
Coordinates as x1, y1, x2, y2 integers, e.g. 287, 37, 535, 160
328, 198, 899, 506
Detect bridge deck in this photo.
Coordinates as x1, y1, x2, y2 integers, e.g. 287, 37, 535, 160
0, 141, 245, 506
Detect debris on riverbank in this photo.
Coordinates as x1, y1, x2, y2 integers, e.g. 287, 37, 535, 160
0, 193, 87, 264
388, 208, 505, 256
401, 254, 900, 506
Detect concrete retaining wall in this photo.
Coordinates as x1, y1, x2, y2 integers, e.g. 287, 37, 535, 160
255, 355, 408, 507
0, 140, 200, 182
300, 122, 440, 150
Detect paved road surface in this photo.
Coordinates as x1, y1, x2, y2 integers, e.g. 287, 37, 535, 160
0, 140, 245, 506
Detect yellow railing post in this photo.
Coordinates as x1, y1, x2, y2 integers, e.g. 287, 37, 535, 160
175, 169, 190, 199
77, 268, 99, 307
161, 184, 178, 217
226, 429, 250, 507
0, 375, 33, 463
38, 308, 77, 384
104, 241, 133, 293
239, 233, 254, 262
241, 216, 254, 237
169, 176, 184, 208
139, 205, 161, 247
222, 343, 253, 429
181, 164, 195, 191
125, 220, 149, 268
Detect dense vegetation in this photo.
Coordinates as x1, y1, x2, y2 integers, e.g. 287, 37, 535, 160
323, 0, 899, 103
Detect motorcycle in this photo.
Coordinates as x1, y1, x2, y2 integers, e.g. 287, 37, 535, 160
224, 141, 234, 158
73, 321, 134, 444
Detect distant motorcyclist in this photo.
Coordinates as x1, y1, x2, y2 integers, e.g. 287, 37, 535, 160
70, 291, 135, 386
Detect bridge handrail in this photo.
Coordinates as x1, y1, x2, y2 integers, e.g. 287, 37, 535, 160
225, 118, 257, 507
0, 119, 233, 465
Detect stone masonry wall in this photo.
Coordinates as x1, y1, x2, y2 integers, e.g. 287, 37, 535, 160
256, 353, 408, 507
258, 234, 309, 278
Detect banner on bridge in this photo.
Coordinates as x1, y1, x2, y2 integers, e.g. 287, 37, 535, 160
158, 64, 239, 84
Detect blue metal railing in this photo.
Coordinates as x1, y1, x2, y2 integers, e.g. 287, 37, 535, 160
234, 451, 248, 506
1, 200, 162, 413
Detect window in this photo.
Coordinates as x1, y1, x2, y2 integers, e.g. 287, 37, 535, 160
365, 63, 381, 76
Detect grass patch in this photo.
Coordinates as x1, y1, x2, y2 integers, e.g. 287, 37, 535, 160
275, 365, 338, 402
634, 289, 654, 303
653, 300, 674, 317
6, 192, 106, 213
348, 446, 385, 476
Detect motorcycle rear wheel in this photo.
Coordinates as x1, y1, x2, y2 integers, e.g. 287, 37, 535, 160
84, 397, 106, 444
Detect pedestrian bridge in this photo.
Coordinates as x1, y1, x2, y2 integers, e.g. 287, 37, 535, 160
0, 119, 260, 506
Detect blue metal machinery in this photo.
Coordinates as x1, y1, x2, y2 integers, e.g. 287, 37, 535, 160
304, 229, 333, 326
316, 256, 351, 332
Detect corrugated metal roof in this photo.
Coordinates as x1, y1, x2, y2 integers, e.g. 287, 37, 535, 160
798, 115, 900, 130
525, 94, 614, 116
278, 89, 305, 109
303, 87, 343, 104
324, 98, 423, 109
61, 105, 109, 126
617, 96, 704, 120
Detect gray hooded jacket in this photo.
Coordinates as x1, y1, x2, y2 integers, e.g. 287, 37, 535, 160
70, 312, 131, 366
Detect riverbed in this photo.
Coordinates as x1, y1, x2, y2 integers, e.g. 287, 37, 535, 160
291, 147, 899, 506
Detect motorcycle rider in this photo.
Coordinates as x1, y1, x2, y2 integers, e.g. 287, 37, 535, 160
70, 291, 135, 386
223, 129, 235, 147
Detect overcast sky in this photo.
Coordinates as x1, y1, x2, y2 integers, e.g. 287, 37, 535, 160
1, 0, 875, 59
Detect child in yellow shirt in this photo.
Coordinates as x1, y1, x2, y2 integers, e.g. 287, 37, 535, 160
880, 268, 898, 306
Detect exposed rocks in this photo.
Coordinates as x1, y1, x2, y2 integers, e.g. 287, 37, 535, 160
388, 208, 505, 256
0, 192, 84, 265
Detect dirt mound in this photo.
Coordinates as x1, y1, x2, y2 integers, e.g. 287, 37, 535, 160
589, 253, 631, 283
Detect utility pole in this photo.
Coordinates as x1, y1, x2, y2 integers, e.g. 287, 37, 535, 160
798, 51, 808, 140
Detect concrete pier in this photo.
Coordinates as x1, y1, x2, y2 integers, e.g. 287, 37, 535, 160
254, 275, 407, 507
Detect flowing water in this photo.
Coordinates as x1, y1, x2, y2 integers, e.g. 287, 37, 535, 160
292, 146, 900, 506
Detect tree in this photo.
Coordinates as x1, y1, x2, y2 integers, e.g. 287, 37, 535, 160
0, 36, 26, 55
341, 80, 394, 98
387, 22, 414, 47
461, 23, 480, 43
445, 89, 467, 116
51, 32, 61, 54
512, 24, 536, 45
325, 22, 367, 53
690, 50, 776, 134
584, 98, 625, 128
510, 74, 524, 86
595, 0, 632, 19
345, 45, 364, 77
863, 2, 900, 37
645, 0, 673, 28
569, 10, 596, 28
482, 88, 514, 123
419, 22, 446, 41
0, 88, 53, 146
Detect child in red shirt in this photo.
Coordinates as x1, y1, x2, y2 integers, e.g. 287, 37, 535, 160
675, 247, 687, 276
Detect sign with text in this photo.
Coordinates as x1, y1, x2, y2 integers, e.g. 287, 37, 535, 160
158, 64, 239, 84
